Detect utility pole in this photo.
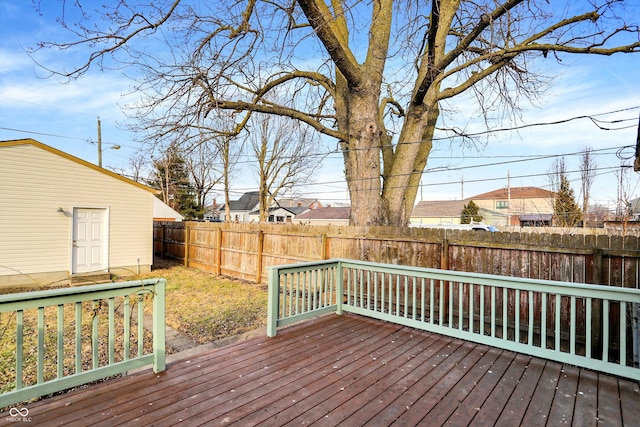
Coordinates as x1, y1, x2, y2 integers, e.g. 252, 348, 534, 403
461, 175, 464, 200
97, 116, 103, 167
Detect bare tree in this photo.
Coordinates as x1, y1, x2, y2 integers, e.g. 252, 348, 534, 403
34, 1, 640, 226
184, 142, 221, 215
580, 146, 597, 221
547, 157, 566, 211
249, 116, 320, 222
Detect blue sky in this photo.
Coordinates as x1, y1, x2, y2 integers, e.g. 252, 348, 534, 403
1, 2, 639, 209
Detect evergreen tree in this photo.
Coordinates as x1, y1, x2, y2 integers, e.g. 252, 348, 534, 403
149, 148, 201, 219
554, 176, 583, 227
461, 201, 483, 224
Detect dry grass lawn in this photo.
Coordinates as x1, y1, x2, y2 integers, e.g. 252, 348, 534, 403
136, 262, 268, 344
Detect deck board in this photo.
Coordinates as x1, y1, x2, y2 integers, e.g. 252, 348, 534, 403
1, 313, 638, 426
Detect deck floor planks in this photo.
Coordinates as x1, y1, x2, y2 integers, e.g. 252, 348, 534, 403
494, 355, 547, 426
360, 340, 479, 426
443, 348, 518, 426
518, 359, 562, 426
572, 368, 599, 427
228, 327, 442, 426
545, 364, 580, 425
619, 379, 640, 425
291, 332, 455, 426
325, 335, 459, 426
468, 353, 533, 425
386, 342, 491, 426
100, 315, 379, 426
414, 346, 503, 426
597, 373, 623, 426
200, 325, 422, 425
1, 312, 638, 427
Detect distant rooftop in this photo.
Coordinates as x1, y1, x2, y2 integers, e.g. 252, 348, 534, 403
470, 186, 556, 200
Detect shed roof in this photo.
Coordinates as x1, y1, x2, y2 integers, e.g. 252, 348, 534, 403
411, 200, 467, 218
295, 207, 351, 220
0, 138, 158, 194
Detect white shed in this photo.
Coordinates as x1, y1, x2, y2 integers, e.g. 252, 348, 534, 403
0, 139, 158, 288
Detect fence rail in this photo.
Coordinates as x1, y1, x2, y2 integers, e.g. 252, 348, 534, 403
154, 222, 640, 290
267, 259, 640, 381
0, 279, 166, 408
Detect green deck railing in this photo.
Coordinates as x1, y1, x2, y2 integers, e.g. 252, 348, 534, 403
0, 279, 166, 408
267, 259, 640, 381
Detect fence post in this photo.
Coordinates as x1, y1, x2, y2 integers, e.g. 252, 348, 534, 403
152, 279, 166, 373
267, 266, 280, 337
184, 223, 190, 267
215, 227, 222, 275
321, 233, 328, 260
256, 230, 264, 283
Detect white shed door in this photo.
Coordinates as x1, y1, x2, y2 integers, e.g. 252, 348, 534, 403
72, 208, 107, 273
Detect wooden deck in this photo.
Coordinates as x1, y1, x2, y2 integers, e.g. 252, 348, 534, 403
2, 313, 639, 426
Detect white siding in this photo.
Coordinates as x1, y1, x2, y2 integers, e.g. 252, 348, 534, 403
0, 143, 154, 281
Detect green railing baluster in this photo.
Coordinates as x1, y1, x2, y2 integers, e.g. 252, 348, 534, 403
429, 278, 435, 324
57, 304, 64, 379
138, 295, 144, 357
458, 282, 463, 331
541, 292, 547, 349
586, 297, 592, 358
491, 286, 496, 338
295, 272, 300, 315
124, 296, 130, 361
438, 280, 443, 326
16, 310, 23, 389
367, 271, 372, 310
469, 283, 474, 333
374, 271, 379, 312
403, 276, 408, 319
555, 294, 561, 351
528, 291, 534, 345
108, 297, 115, 365
570, 296, 576, 355
395, 275, 400, 316
92, 301, 99, 369
449, 281, 454, 328
620, 301, 626, 367
603, 300, 610, 362
37, 307, 44, 384
75, 302, 82, 374
503, 288, 508, 340
515, 290, 520, 343
479, 285, 484, 336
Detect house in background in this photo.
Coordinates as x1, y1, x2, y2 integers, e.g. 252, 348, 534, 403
222, 192, 320, 223
292, 206, 351, 226
410, 200, 506, 227
203, 200, 221, 222
470, 186, 556, 226
220, 191, 260, 222
0, 139, 158, 288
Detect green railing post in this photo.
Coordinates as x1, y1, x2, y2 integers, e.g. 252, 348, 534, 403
336, 261, 343, 315
267, 266, 280, 337
153, 278, 166, 373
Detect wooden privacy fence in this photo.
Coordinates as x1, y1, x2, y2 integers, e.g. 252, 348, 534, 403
154, 221, 640, 290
